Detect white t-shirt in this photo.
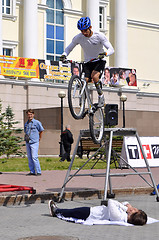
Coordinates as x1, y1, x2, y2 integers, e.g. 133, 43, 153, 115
87, 199, 128, 223
63, 32, 114, 62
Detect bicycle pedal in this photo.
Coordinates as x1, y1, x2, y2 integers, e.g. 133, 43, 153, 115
93, 103, 98, 107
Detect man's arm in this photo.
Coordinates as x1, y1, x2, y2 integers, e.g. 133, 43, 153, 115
69, 132, 74, 144
103, 40, 114, 56
108, 199, 128, 222
100, 33, 114, 56
39, 131, 43, 141
62, 35, 79, 57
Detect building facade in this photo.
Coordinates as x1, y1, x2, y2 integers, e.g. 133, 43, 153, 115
0, 0, 159, 155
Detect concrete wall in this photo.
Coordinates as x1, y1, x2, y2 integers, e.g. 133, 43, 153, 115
1, 80, 159, 156
23, 107, 159, 156
1, 80, 159, 129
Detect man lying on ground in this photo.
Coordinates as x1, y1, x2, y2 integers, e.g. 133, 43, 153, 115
48, 199, 147, 226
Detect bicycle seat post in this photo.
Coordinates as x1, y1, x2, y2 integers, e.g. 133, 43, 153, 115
81, 72, 85, 80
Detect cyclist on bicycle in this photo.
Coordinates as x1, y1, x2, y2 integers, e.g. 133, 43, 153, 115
60, 16, 114, 107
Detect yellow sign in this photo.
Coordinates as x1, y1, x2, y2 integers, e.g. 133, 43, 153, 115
39, 62, 72, 81
0, 55, 39, 78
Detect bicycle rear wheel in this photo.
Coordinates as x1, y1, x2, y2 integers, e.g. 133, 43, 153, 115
68, 75, 85, 119
89, 107, 104, 144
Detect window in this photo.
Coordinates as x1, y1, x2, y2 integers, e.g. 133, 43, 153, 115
46, 0, 64, 61
3, 48, 13, 56
99, 7, 104, 30
2, 0, 12, 15
2, 40, 18, 56
99, 5, 107, 32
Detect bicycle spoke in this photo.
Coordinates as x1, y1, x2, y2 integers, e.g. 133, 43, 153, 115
89, 108, 104, 144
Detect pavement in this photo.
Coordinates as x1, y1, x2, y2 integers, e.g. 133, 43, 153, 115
1, 167, 159, 239
1, 195, 159, 240
0, 165, 159, 205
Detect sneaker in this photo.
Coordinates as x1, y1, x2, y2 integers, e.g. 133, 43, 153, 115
36, 173, 41, 176
26, 172, 36, 176
48, 200, 57, 217
98, 94, 105, 107
59, 158, 65, 162
150, 184, 159, 195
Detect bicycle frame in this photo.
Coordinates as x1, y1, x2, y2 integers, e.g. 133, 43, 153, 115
80, 73, 96, 115
66, 58, 104, 115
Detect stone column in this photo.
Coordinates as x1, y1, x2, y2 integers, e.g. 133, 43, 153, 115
23, 0, 38, 58
87, 0, 99, 32
115, 0, 128, 67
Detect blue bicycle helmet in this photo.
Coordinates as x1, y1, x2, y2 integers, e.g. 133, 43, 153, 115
77, 17, 91, 30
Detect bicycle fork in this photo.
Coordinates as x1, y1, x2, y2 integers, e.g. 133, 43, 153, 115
85, 84, 97, 115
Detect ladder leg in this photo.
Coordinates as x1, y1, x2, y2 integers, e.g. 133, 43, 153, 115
136, 132, 159, 201
107, 174, 115, 198
101, 131, 113, 205
58, 132, 82, 202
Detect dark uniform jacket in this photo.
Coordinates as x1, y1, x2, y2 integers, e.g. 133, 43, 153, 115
61, 129, 74, 148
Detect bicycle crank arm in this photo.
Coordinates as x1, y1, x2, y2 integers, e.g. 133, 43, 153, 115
92, 103, 99, 113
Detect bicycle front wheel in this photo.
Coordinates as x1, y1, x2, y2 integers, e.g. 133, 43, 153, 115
68, 75, 85, 119
89, 108, 104, 144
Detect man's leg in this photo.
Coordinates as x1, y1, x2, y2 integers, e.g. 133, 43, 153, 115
59, 144, 67, 162
30, 142, 41, 174
92, 70, 104, 107
59, 153, 67, 162
55, 207, 90, 220
26, 143, 35, 174
65, 146, 71, 162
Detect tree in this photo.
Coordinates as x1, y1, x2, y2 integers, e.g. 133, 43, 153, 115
0, 101, 25, 159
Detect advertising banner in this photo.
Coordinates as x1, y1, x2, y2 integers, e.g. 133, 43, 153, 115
0, 55, 39, 78
120, 136, 159, 167
0, 55, 137, 86
101, 67, 137, 87
38, 59, 73, 82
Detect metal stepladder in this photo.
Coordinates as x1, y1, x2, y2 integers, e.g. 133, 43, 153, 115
59, 128, 159, 203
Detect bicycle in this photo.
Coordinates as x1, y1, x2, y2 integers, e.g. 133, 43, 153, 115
66, 57, 105, 144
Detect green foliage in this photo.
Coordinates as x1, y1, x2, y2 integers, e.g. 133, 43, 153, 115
0, 100, 25, 159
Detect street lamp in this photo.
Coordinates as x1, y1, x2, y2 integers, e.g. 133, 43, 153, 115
58, 90, 66, 157
120, 94, 127, 128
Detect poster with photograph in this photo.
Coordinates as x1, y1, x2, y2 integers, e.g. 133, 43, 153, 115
101, 67, 137, 87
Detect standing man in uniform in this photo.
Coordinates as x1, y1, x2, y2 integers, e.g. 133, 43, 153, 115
60, 125, 74, 162
24, 109, 44, 176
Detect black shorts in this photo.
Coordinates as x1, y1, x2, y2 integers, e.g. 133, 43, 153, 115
83, 60, 106, 81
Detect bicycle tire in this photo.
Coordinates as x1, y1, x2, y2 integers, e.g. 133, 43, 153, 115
68, 75, 86, 119
89, 107, 104, 144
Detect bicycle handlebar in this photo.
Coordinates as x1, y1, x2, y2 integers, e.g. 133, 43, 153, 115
61, 53, 106, 64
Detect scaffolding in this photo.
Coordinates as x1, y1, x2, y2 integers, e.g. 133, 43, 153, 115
59, 128, 159, 203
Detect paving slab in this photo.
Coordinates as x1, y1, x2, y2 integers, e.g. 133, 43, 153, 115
0, 167, 159, 205
18, 236, 79, 240
1, 196, 159, 240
